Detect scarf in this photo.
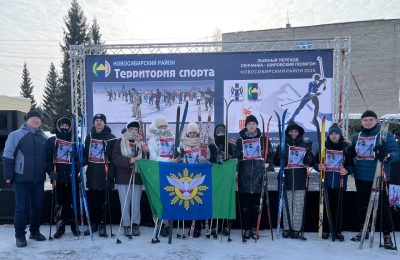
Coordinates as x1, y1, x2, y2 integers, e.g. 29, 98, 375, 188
121, 131, 142, 158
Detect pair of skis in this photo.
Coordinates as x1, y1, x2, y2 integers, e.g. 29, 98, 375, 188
255, 115, 274, 242
317, 117, 335, 241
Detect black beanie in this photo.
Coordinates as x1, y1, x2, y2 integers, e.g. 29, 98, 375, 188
127, 121, 140, 129
93, 113, 107, 124
245, 115, 258, 126
26, 110, 42, 120
361, 110, 377, 119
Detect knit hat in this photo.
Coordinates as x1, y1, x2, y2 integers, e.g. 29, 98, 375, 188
245, 115, 258, 126
126, 120, 140, 129
215, 125, 226, 135
186, 122, 199, 134
361, 110, 377, 119
93, 113, 107, 124
328, 123, 343, 136
154, 116, 168, 128
26, 109, 42, 120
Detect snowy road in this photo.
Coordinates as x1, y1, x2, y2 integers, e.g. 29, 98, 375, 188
0, 225, 398, 259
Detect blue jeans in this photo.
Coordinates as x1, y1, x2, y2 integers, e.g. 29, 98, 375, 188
14, 182, 44, 238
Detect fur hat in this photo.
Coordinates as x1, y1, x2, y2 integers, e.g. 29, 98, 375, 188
93, 113, 107, 124
361, 110, 377, 119
154, 116, 168, 128
245, 115, 258, 126
186, 122, 199, 134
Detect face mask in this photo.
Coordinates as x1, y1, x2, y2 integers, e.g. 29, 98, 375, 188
215, 135, 225, 146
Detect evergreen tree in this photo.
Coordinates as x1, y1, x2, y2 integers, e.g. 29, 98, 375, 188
20, 62, 37, 110
58, 0, 89, 113
89, 17, 103, 45
41, 63, 60, 130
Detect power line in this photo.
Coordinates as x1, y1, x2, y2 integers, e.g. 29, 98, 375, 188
0, 67, 45, 82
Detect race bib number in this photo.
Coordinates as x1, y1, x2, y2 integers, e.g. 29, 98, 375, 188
242, 138, 262, 160
160, 138, 175, 158
184, 147, 200, 164
129, 142, 138, 156
389, 184, 400, 209
88, 139, 105, 163
287, 146, 306, 168
325, 149, 343, 172
55, 139, 73, 164
356, 135, 376, 160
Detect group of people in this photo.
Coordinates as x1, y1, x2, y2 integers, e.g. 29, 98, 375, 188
2, 109, 399, 250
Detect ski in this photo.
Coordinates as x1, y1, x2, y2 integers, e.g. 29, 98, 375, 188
70, 115, 80, 239
255, 115, 273, 242
359, 120, 390, 249
317, 116, 325, 239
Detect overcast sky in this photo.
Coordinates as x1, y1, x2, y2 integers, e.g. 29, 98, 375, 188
0, 0, 399, 105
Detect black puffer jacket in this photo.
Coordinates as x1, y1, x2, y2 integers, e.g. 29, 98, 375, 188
46, 116, 78, 184
235, 128, 270, 194
274, 122, 313, 190
84, 125, 116, 190
209, 124, 235, 164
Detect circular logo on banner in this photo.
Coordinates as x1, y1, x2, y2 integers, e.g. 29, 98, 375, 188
92, 60, 111, 78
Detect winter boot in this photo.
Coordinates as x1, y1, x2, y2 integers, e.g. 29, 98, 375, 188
193, 227, 201, 238
53, 225, 65, 239
335, 233, 344, 241
132, 224, 140, 236
282, 230, 291, 238
123, 226, 131, 237
160, 225, 169, 237
29, 232, 46, 241
70, 223, 81, 236
243, 229, 254, 240
351, 230, 369, 242
322, 232, 330, 240
84, 224, 98, 236
98, 223, 108, 237
16, 237, 27, 248
292, 231, 307, 240
383, 233, 395, 250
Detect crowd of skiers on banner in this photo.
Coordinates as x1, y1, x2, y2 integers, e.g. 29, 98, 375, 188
2, 109, 399, 249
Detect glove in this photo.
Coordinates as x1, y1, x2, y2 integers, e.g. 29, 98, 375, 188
373, 143, 390, 161
49, 171, 58, 181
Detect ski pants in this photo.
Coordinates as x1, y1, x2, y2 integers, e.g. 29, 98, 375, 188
239, 192, 260, 230
283, 190, 305, 232
355, 179, 392, 233
14, 182, 44, 238
116, 184, 142, 226
323, 188, 343, 234
55, 182, 79, 227
88, 189, 108, 225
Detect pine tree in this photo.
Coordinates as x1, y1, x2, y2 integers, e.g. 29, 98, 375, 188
41, 63, 60, 130
20, 62, 37, 110
89, 17, 103, 45
58, 0, 90, 114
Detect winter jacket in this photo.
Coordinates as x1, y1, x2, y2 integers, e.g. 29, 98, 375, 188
208, 124, 236, 164
273, 122, 314, 190
3, 123, 47, 183
350, 123, 399, 181
147, 121, 175, 162
313, 137, 353, 190
84, 125, 116, 190
235, 128, 272, 194
112, 138, 143, 185
390, 139, 400, 185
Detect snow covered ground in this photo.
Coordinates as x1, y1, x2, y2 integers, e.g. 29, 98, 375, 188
0, 224, 398, 260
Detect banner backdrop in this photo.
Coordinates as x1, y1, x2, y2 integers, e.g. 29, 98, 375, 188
85, 50, 333, 142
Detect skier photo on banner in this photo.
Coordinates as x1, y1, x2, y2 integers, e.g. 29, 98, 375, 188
314, 123, 353, 241
288, 73, 326, 124
273, 121, 314, 240
348, 110, 399, 249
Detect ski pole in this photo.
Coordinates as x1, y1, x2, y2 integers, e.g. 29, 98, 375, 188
116, 172, 134, 243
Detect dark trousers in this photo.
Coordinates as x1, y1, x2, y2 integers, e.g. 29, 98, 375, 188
239, 192, 260, 230
355, 179, 392, 233
55, 182, 79, 228
323, 188, 343, 233
14, 182, 44, 238
89, 190, 108, 225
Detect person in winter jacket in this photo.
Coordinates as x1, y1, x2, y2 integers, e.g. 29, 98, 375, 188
112, 120, 145, 237
314, 123, 353, 241
209, 124, 235, 164
46, 116, 80, 238
3, 110, 48, 247
235, 115, 273, 240
273, 121, 314, 240
84, 113, 116, 237
147, 116, 178, 237
348, 110, 399, 249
